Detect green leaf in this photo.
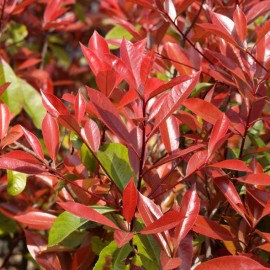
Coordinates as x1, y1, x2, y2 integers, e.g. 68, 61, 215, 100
60, 230, 88, 248
98, 143, 133, 190
91, 236, 110, 254
48, 206, 115, 246
81, 143, 98, 173
133, 234, 162, 270
105, 25, 133, 49
48, 211, 88, 247
0, 213, 18, 235
7, 170, 27, 196
93, 241, 118, 270
93, 241, 132, 270
191, 82, 213, 97
20, 79, 46, 129
0, 59, 24, 115
113, 243, 132, 270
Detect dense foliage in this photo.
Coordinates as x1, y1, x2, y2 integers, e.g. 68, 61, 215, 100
1, 0, 270, 269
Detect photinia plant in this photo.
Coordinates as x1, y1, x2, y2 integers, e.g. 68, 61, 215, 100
1, 0, 270, 269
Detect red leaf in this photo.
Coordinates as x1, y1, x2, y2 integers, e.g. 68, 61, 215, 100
0, 82, 10, 96
81, 119, 100, 152
150, 72, 200, 136
58, 202, 119, 230
58, 114, 81, 134
87, 87, 132, 146
256, 20, 270, 45
74, 90, 86, 124
195, 255, 268, 270
159, 115, 179, 153
213, 177, 249, 223
0, 103, 10, 140
14, 211, 56, 230
120, 39, 143, 88
43, 0, 70, 24
246, 1, 270, 23
140, 49, 155, 85
210, 160, 252, 172
88, 31, 109, 54
41, 91, 69, 117
21, 126, 44, 159
164, 43, 195, 75
141, 210, 182, 234
25, 230, 62, 270
186, 150, 208, 176
174, 186, 200, 247
178, 233, 193, 270
17, 58, 41, 70
208, 113, 230, 157
0, 125, 23, 148
114, 230, 134, 248
160, 250, 182, 270
0, 151, 45, 174
153, 144, 205, 168
183, 98, 222, 125
123, 178, 138, 223
238, 173, 270, 186
42, 113, 60, 161
233, 6, 247, 43
137, 193, 171, 255
193, 215, 233, 241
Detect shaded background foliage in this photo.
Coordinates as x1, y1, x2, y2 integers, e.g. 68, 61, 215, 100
0, 0, 270, 269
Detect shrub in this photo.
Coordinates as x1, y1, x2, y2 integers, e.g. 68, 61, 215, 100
1, 1, 270, 269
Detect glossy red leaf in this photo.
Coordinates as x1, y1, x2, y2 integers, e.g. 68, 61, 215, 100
0, 102, 10, 140
174, 186, 200, 247
0, 125, 23, 148
233, 6, 247, 43
150, 72, 200, 136
210, 160, 252, 172
195, 255, 268, 270
25, 230, 62, 270
237, 173, 270, 186
159, 115, 179, 153
256, 20, 270, 45
21, 126, 44, 159
208, 113, 229, 157
0, 82, 10, 96
14, 211, 56, 230
87, 87, 132, 146
81, 119, 100, 152
41, 91, 69, 117
153, 144, 205, 169
141, 210, 182, 234
193, 215, 233, 241
147, 75, 190, 100
140, 49, 155, 85
123, 178, 138, 223
114, 230, 134, 248
58, 202, 119, 230
74, 90, 86, 124
213, 177, 249, 223
183, 98, 222, 125
160, 250, 182, 270
42, 113, 60, 161
88, 30, 109, 54
43, 0, 69, 24
246, 1, 270, 23
0, 151, 45, 174
120, 39, 143, 88
80, 45, 109, 75
186, 150, 208, 176
137, 193, 171, 255
164, 43, 194, 75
